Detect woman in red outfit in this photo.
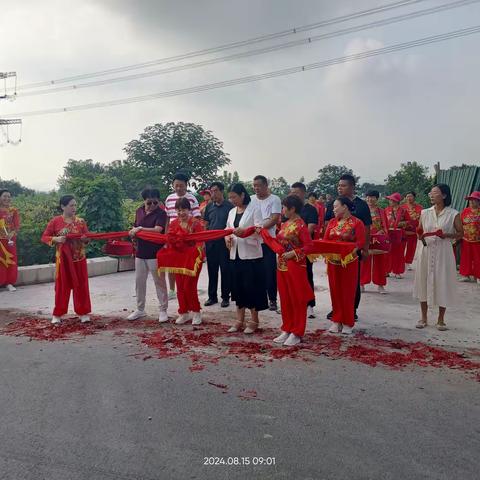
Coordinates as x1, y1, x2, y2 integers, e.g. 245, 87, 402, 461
459, 191, 480, 283
324, 196, 366, 335
384, 192, 408, 279
0, 189, 20, 292
360, 190, 388, 294
401, 191, 423, 270
271, 195, 315, 346
41, 195, 91, 324
167, 197, 205, 325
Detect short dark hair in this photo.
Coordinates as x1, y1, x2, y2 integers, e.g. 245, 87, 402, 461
0, 189, 11, 197
307, 191, 318, 199
175, 197, 191, 210
291, 182, 307, 192
405, 191, 417, 198
141, 188, 160, 200
253, 175, 268, 185
336, 196, 355, 212
59, 195, 75, 208
365, 190, 380, 198
173, 172, 189, 184
339, 174, 356, 187
433, 184, 452, 207
210, 181, 225, 191
282, 195, 303, 213
228, 183, 251, 205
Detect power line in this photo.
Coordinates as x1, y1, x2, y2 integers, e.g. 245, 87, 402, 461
5, 25, 480, 119
17, 0, 479, 98
17, 0, 428, 90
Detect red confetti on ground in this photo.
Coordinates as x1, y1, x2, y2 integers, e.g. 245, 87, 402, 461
207, 381, 228, 390
2, 317, 480, 382
238, 389, 263, 401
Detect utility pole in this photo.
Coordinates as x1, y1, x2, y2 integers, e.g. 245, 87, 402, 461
0, 72, 17, 100
0, 72, 22, 145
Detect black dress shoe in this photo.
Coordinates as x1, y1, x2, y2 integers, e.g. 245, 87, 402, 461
221, 299, 230, 308
326, 311, 333, 320
204, 298, 218, 307
354, 313, 358, 320
269, 301, 278, 311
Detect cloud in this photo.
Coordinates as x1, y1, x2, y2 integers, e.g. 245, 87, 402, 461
0, 0, 479, 190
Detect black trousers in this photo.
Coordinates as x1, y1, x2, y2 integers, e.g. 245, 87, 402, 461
261, 243, 277, 303
306, 258, 316, 307
206, 240, 231, 301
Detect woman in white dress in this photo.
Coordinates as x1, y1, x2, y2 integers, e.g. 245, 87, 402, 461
414, 184, 463, 330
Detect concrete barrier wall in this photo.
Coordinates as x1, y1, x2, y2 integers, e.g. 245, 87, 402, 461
15, 257, 134, 286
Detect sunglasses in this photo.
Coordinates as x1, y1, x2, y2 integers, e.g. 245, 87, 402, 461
146, 200, 159, 206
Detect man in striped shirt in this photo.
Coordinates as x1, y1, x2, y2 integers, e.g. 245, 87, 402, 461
165, 172, 201, 298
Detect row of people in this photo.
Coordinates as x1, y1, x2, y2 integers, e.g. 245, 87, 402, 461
1, 179, 479, 335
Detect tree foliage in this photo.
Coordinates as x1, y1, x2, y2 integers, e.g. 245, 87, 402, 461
384, 161, 433, 207
58, 159, 106, 194
307, 164, 360, 197
14, 192, 60, 266
0, 178, 35, 196
124, 122, 230, 195
216, 170, 240, 189
358, 182, 387, 196
269, 177, 291, 197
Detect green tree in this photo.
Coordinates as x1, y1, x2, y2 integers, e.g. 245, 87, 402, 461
105, 159, 149, 200
58, 159, 106, 194
75, 175, 125, 257
307, 164, 360, 197
216, 170, 240, 188
269, 177, 291, 197
384, 161, 433, 207
124, 122, 230, 195
14, 192, 60, 266
0, 178, 35, 196
359, 182, 386, 196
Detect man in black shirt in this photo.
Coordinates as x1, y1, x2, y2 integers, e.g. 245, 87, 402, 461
325, 174, 372, 320
203, 182, 233, 307
290, 182, 318, 318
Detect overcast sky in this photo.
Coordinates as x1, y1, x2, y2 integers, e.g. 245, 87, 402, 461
0, 0, 479, 191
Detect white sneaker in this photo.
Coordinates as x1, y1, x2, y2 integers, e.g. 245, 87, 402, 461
407, 264, 413, 271
283, 333, 301, 346
79, 315, 91, 323
307, 306, 315, 318
158, 311, 169, 323
6, 284, 16, 292
175, 313, 191, 325
459, 276, 472, 282
341, 324, 354, 335
168, 290, 176, 300
273, 331, 290, 344
51, 316, 62, 325
127, 310, 147, 321
394, 274, 403, 279
328, 322, 341, 334
191, 312, 202, 325
377, 286, 387, 295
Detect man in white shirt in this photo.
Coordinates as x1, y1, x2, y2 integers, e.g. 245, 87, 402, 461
164, 172, 201, 299
252, 175, 282, 311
